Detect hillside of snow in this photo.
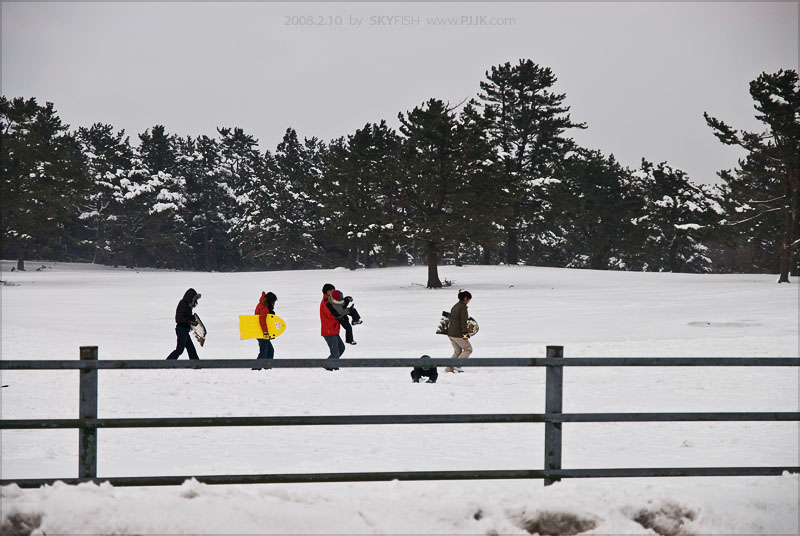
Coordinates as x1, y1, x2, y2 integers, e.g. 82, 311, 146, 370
1, 261, 798, 534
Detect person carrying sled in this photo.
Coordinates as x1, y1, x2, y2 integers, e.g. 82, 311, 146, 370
411, 355, 438, 383
320, 283, 345, 370
166, 288, 201, 360
328, 289, 362, 345
253, 291, 277, 368
446, 290, 473, 373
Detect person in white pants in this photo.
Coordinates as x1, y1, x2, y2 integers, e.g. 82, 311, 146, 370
446, 290, 473, 372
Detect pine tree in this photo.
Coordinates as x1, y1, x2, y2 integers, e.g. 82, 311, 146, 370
477, 60, 586, 265
397, 99, 499, 287
632, 160, 724, 273
1, 96, 88, 270
549, 149, 642, 270
124, 125, 187, 268
266, 128, 326, 269
319, 121, 403, 270
75, 123, 134, 265
704, 69, 800, 282
217, 127, 268, 269
174, 134, 242, 271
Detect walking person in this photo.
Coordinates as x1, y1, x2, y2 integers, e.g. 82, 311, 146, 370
253, 291, 277, 369
320, 283, 345, 370
166, 288, 201, 360
446, 290, 473, 373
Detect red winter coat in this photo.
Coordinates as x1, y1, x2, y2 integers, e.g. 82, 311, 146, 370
255, 291, 272, 334
320, 295, 340, 336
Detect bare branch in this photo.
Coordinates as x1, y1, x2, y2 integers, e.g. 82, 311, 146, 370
725, 205, 786, 226
445, 96, 470, 113
747, 195, 788, 204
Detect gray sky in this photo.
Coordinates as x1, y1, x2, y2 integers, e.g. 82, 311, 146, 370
2, 1, 797, 185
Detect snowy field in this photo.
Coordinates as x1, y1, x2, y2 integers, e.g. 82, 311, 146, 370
1, 261, 798, 534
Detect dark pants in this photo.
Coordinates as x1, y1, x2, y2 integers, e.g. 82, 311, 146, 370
411, 368, 438, 383
257, 338, 275, 360
339, 317, 355, 343
166, 326, 199, 360
338, 307, 361, 343
323, 334, 345, 369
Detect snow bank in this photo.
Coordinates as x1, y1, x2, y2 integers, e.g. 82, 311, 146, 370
2, 476, 798, 534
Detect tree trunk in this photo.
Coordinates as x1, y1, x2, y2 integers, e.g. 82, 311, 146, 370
778, 174, 795, 283
505, 201, 522, 265
668, 239, 680, 273
780, 169, 799, 280
16, 243, 26, 271
93, 219, 105, 265
203, 235, 211, 271
203, 227, 218, 272
482, 247, 492, 265
347, 247, 357, 271
589, 237, 610, 270
589, 253, 605, 271
786, 170, 800, 283
426, 244, 442, 288
125, 243, 134, 269
778, 239, 791, 283
506, 227, 519, 265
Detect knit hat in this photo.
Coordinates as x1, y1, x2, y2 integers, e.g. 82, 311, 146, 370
420, 354, 433, 370
330, 290, 344, 304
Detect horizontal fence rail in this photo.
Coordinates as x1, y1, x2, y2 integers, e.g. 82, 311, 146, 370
4, 466, 796, 489
1, 347, 798, 489
4, 412, 799, 431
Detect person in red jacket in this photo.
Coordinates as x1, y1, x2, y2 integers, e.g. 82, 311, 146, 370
254, 291, 277, 367
320, 283, 344, 371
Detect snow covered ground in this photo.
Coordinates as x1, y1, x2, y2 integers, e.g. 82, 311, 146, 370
1, 261, 798, 534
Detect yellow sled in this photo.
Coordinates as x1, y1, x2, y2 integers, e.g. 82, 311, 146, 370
239, 314, 286, 340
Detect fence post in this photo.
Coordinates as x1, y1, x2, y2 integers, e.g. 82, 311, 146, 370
544, 345, 563, 486
79, 346, 98, 480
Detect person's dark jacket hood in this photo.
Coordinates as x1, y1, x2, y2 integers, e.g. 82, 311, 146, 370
183, 288, 198, 303
175, 288, 199, 327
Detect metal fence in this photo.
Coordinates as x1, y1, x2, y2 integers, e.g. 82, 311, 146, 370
1, 346, 798, 488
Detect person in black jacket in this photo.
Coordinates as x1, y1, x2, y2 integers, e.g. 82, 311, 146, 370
166, 288, 201, 360
411, 355, 438, 383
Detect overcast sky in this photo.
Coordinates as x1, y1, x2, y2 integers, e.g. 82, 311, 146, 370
2, 2, 797, 185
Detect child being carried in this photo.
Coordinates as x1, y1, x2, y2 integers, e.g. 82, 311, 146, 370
329, 289, 362, 345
